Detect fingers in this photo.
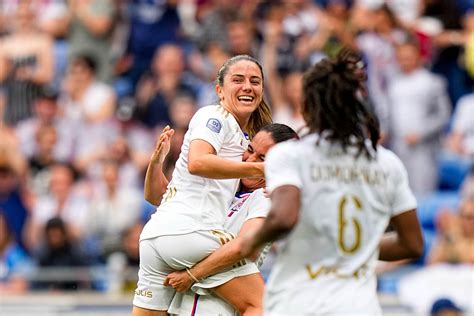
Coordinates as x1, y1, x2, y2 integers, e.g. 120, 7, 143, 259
163, 276, 170, 286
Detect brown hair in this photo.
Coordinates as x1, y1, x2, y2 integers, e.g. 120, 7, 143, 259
216, 55, 273, 138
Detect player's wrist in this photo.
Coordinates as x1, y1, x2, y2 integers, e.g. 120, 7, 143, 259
185, 268, 200, 283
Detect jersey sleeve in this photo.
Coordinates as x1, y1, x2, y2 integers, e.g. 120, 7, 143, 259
265, 141, 302, 193
189, 107, 227, 153
243, 189, 271, 221
386, 151, 417, 217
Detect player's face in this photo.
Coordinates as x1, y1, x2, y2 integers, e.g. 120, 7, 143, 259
241, 131, 275, 190
216, 60, 263, 126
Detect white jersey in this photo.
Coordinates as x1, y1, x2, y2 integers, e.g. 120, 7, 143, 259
141, 105, 250, 239
224, 188, 270, 235
263, 133, 417, 315
168, 188, 271, 316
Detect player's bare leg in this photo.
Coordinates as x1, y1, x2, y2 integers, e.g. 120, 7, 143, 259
213, 272, 264, 316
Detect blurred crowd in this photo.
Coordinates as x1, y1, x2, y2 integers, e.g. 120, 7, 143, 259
0, 0, 473, 304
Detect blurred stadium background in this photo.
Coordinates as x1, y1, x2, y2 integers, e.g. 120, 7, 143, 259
0, 0, 473, 315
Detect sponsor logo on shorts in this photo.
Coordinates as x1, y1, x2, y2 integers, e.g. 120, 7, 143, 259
206, 118, 222, 133
135, 289, 153, 298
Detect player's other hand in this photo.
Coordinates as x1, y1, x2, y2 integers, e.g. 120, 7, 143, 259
163, 270, 193, 292
151, 125, 175, 164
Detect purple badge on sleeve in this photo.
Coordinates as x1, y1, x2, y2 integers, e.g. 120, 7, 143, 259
206, 118, 222, 133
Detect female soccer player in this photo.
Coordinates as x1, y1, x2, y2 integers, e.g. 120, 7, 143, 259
148, 124, 298, 315
240, 49, 424, 315
132, 55, 272, 316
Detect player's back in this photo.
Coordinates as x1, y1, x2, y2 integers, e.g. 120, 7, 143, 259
264, 133, 417, 314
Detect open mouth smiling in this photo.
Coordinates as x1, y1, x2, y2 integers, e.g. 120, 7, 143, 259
237, 96, 255, 103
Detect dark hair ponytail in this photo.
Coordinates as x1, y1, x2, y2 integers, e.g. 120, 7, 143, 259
301, 47, 380, 158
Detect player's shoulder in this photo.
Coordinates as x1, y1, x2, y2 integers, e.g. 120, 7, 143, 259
195, 105, 225, 118
191, 105, 231, 131
267, 134, 316, 160
376, 145, 406, 172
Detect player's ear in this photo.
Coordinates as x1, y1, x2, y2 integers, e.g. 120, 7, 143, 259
216, 84, 224, 102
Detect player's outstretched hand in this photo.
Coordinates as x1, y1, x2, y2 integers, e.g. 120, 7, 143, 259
151, 125, 175, 164
163, 270, 193, 292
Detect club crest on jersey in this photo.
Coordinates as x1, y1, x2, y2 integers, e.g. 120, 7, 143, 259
206, 118, 222, 133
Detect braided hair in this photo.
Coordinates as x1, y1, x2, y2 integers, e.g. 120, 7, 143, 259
301, 48, 380, 158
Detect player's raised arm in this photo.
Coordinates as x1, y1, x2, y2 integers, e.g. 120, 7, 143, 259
144, 126, 174, 205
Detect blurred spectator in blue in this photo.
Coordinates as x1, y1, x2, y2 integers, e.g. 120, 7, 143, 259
25, 163, 90, 251
15, 87, 76, 165
133, 44, 197, 129
0, 212, 33, 294
123, 223, 142, 265
387, 38, 451, 196
33, 217, 90, 290
0, 129, 30, 252
446, 92, 474, 159
0, 2, 54, 126
67, 0, 115, 83
84, 159, 141, 262
261, 19, 306, 135
423, 0, 471, 105
115, 0, 181, 96
430, 298, 463, 316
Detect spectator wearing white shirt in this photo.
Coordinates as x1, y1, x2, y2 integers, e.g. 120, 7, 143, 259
387, 39, 451, 196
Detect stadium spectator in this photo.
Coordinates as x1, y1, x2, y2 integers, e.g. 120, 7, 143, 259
387, 39, 451, 196
427, 176, 474, 264
0, 2, 54, 126
133, 44, 197, 129
26, 125, 59, 195
61, 55, 118, 174
67, 0, 115, 83
430, 298, 463, 316
446, 92, 474, 159
33, 217, 89, 291
355, 4, 406, 135
114, 0, 181, 95
0, 130, 30, 251
25, 163, 90, 251
15, 87, 76, 164
423, 0, 470, 105
0, 212, 32, 294
261, 25, 306, 134
84, 160, 142, 262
